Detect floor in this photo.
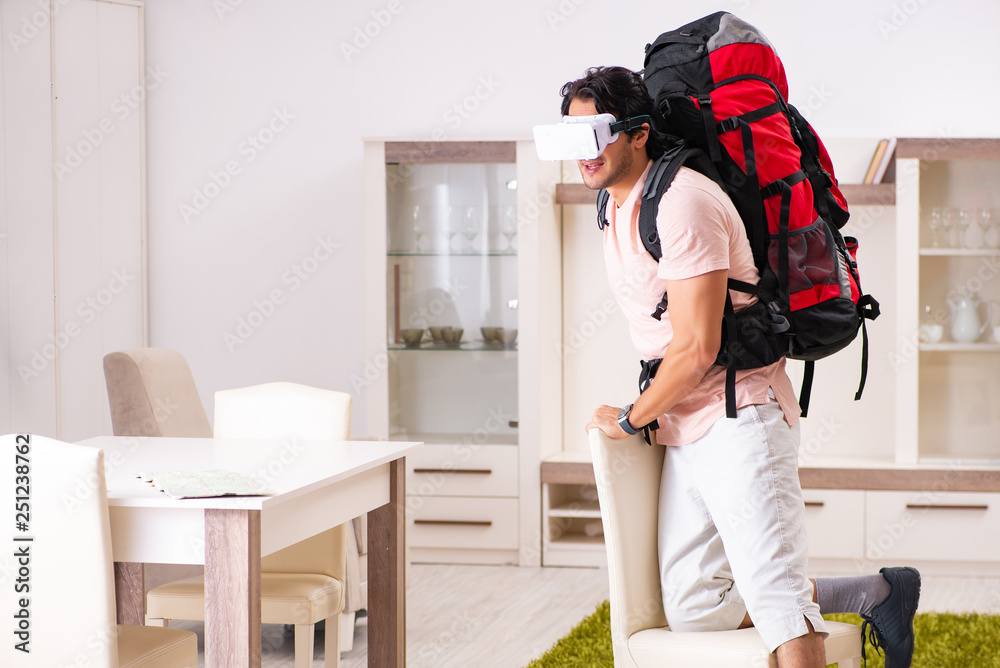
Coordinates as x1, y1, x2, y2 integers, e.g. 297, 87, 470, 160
173, 564, 1000, 667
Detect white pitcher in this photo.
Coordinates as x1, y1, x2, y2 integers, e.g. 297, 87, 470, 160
947, 293, 991, 343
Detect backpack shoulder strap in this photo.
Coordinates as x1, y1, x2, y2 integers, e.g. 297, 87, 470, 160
638, 141, 694, 263
596, 189, 611, 230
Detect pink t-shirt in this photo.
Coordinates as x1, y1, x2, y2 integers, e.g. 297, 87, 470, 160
603, 160, 799, 446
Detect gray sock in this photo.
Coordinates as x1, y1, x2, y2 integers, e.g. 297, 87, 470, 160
815, 575, 892, 617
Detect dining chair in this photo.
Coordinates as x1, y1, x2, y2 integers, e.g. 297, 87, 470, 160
0, 434, 198, 668
588, 428, 862, 667
211, 380, 369, 652
146, 382, 354, 668
102, 348, 211, 600
103, 348, 213, 438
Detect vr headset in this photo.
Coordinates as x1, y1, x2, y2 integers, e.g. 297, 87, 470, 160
532, 114, 650, 161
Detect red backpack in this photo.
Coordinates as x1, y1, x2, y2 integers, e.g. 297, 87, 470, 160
601, 12, 879, 418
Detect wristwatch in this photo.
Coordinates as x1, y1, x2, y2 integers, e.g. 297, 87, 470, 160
617, 404, 639, 435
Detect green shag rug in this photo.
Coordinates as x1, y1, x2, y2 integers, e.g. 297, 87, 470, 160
525, 600, 1000, 667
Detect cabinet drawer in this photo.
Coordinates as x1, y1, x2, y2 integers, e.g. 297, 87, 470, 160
406, 443, 518, 498
801, 489, 864, 559
407, 496, 518, 550
865, 490, 1000, 562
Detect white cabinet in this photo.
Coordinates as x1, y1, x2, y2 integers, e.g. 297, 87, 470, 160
1, 0, 147, 440
364, 140, 562, 565
801, 489, 866, 560
894, 140, 1000, 464
865, 490, 1000, 563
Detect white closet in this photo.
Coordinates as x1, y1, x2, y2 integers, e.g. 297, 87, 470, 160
1, 0, 147, 440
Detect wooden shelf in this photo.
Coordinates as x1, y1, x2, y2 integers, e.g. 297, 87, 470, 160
919, 343, 1000, 352
555, 182, 895, 207
541, 458, 595, 485
839, 183, 895, 206
548, 500, 601, 518
547, 534, 605, 549
919, 248, 1000, 256
799, 466, 1000, 492
385, 141, 516, 164
555, 183, 598, 205
543, 459, 1000, 493
896, 138, 1000, 161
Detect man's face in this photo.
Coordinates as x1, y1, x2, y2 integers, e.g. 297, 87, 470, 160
567, 97, 635, 191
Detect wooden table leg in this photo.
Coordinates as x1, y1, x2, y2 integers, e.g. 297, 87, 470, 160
114, 561, 144, 625
368, 458, 406, 667
204, 509, 261, 668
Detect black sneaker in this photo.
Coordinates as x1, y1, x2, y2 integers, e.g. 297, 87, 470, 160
860, 566, 921, 667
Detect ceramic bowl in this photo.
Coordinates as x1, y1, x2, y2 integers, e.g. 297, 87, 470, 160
497, 328, 518, 345
400, 328, 425, 346
480, 326, 501, 343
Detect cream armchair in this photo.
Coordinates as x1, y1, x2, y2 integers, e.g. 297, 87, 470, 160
588, 428, 862, 668
0, 435, 197, 668
146, 382, 355, 668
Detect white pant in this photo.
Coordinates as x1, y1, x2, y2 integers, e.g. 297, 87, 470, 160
657, 399, 827, 652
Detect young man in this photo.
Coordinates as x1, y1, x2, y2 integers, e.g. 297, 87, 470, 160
565, 66, 920, 667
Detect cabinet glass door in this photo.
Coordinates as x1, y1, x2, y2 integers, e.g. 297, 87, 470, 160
385, 162, 518, 443
916, 159, 1000, 461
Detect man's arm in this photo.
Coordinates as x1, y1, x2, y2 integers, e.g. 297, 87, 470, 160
586, 268, 728, 438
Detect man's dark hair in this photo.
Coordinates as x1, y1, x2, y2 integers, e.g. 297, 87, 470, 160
559, 66, 665, 159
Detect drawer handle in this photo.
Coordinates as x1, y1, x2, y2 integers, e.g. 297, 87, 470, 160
905, 504, 989, 511
413, 468, 493, 475
804, 501, 825, 508
414, 519, 493, 527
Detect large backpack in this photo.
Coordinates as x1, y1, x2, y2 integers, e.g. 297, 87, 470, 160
600, 11, 879, 418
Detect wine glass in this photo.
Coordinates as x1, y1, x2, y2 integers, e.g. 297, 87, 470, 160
956, 208, 973, 248
927, 207, 943, 248
444, 206, 459, 253
500, 206, 518, 253
412, 205, 425, 253
978, 207, 997, 249
461, 207, 481, 253
966, 207, 986, 249
942, 207, 957, 248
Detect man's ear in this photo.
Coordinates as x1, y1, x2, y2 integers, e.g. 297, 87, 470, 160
631, 124, 650, 151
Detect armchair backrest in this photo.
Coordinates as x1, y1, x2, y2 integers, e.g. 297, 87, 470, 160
103, 349, 212, 438
0, 434, 118, 667
213, 381, 351, 441
213, 382, 351, 580
589, 428, 669, 667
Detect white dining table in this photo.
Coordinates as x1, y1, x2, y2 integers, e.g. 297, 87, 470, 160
77, 435, 422, 668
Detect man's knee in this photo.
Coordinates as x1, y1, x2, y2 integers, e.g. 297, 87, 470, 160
663, 594, 744, 633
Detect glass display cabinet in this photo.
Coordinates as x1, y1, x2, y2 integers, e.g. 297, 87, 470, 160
364, 140, 561, 566
896, 140, 1000, 464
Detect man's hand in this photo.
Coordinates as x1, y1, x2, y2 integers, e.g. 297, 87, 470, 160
586, 405, 630, 439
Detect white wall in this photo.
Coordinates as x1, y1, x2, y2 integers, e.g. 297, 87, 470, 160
10, 0, 996, 435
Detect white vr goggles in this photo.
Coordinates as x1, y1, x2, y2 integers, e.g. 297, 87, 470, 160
532, 113, 650, 161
